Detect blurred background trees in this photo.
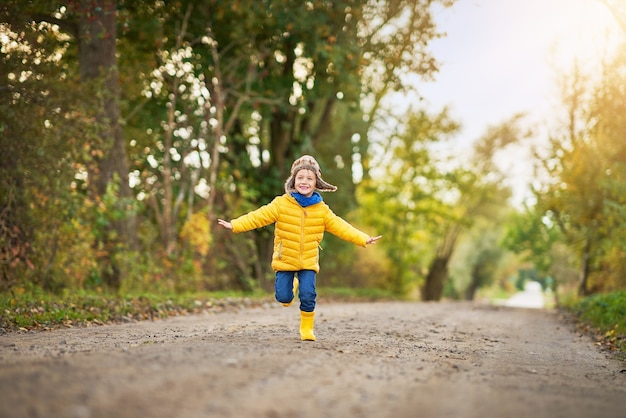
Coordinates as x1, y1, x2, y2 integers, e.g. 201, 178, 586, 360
1, 0, 625, 304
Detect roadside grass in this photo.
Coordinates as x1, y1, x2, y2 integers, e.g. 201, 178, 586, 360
0, 286, 397, 332
0, 288, 272, 332
2, 285, 625, 358
570, 290, 626, 355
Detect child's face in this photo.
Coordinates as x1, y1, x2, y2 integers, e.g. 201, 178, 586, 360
294, 169, 316, 197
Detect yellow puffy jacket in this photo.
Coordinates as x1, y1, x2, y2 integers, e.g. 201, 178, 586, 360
231, 194, 369, 273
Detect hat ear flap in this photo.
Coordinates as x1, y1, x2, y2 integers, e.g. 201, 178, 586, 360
285, 175, 296, 194
315, 177, 338, 192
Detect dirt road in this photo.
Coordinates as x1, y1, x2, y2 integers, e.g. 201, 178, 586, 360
1, 301, 625, 418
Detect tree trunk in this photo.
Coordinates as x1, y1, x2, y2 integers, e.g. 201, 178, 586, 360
464, 264, 481, 301
78, 0, 136, 289
422, 224, 462, 301
422, 256, 449, 301
578, 238, 592, 296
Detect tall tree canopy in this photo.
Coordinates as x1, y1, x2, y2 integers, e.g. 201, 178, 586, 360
1, 0, 454, 293
1, 0, 135, 290
532, 45, 626, 295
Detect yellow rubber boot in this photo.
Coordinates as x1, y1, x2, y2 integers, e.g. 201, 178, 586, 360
300, 310, 316, 341
282, 277, 299, 307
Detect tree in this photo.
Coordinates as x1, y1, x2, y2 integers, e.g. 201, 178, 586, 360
532, 54, 626, 295
1, 4, 102, 291
420, 170, 510, 301
501, 205, 581, 304
75, 0, 137, 288
463, 232, 505, 301
359, 108, 460, 294
1, 1, 137, 290
502, 207, 561, 276
186, 0, 455, 287
590, 46, 626, 292
0, 0, 457, 293
359, 110, 523, 299
420, 116, 524, 301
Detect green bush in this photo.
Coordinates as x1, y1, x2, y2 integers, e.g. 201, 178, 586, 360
573, 290, 626, 352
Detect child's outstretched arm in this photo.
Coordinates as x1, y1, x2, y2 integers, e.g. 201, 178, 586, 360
217, 219, 232, 230
366, 235, 382, 245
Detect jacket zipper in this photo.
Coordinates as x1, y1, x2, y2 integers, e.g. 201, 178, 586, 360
300, 208, 307, 268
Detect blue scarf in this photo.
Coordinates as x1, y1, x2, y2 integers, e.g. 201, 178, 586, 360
291, 192, 322, 207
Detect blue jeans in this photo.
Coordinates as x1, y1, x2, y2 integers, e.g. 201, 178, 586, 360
275, 270, 317, 312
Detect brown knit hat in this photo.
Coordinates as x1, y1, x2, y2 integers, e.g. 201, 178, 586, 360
284, 155, 337, 194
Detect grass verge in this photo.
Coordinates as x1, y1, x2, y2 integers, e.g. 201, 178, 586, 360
0, 286, 398, 333
570, 290, 626, 356
0, 289, 271, 332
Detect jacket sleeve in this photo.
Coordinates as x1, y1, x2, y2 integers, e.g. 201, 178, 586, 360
231, 198, 280, 233
324, 208, 369, 247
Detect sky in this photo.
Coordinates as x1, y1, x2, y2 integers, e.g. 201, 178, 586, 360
404, 0, 623, 204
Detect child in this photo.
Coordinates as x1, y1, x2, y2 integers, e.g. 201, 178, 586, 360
217, 155, 381, 341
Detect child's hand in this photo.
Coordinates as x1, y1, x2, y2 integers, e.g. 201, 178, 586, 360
366, 235, 382, 245
217, 219, 233, 230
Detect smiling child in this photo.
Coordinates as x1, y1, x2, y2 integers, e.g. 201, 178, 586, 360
217, 155, 381, 341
